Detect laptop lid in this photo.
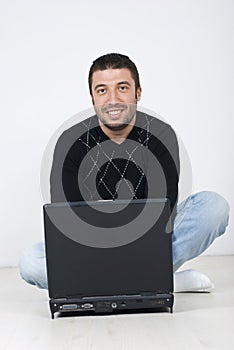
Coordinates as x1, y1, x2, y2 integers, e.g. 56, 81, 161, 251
43, 198, 173, 299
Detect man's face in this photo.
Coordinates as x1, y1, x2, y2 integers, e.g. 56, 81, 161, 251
91, 68, 142, 131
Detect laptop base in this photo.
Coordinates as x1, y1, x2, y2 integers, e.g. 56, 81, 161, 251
49, 293, 174, 319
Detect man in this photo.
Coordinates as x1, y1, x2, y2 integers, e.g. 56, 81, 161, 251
19, 53, 229, 291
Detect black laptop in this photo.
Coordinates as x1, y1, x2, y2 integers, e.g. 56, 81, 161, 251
43, 198, 174, 319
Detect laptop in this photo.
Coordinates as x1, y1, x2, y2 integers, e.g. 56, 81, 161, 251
43, 198, 174, 319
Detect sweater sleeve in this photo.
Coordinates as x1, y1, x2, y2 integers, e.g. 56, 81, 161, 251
147, 122, 180, 221
50, 127, 88, 203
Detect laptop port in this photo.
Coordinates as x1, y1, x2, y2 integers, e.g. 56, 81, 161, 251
111, 302, 117, 309
61, 304, 78, 311
96, 302, 112, 312
82, 303, 94, 309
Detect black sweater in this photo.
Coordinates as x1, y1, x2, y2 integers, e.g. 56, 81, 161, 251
50, 111, 180, 216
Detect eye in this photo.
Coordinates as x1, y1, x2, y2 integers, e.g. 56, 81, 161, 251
97, 88, 106, 95
119, 85, 129, 92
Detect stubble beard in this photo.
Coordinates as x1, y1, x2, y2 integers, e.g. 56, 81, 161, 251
95, 102, 137, 132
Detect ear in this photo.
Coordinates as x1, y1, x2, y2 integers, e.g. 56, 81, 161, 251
136, 87, 142, 101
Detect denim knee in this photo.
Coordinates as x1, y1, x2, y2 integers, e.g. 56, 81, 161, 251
18, 243, 48, 289
192, 191, 230, 237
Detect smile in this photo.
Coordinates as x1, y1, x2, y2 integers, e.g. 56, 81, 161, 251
107, 109, 123, 115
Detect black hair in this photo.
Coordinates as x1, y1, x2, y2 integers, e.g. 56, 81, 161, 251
88, 53, 141, 95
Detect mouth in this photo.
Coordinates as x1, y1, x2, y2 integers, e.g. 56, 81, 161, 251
105, 108, 124, 119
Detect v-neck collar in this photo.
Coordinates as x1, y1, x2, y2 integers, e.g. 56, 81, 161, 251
95, 114, 139, 147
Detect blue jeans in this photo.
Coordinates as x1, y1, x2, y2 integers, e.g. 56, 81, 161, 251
19, 191, 230, 289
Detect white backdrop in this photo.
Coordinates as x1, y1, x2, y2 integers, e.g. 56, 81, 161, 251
0, 0, 233, 266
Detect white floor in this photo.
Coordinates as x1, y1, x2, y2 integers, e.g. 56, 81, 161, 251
1, 256, 234, 350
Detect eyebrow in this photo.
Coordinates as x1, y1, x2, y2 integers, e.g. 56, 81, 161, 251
94, 81, 131, 91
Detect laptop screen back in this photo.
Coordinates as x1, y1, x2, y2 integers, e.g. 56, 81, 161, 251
44, 199, 173, 299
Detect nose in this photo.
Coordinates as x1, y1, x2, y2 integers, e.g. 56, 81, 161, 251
106, 88, 122, 103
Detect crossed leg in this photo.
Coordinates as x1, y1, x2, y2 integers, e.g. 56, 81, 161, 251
19, 191, 230, 291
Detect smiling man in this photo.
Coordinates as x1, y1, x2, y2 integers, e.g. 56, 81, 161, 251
91, 67, 141, 142
50, 54, 179, 206
19, 53, 229, 292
